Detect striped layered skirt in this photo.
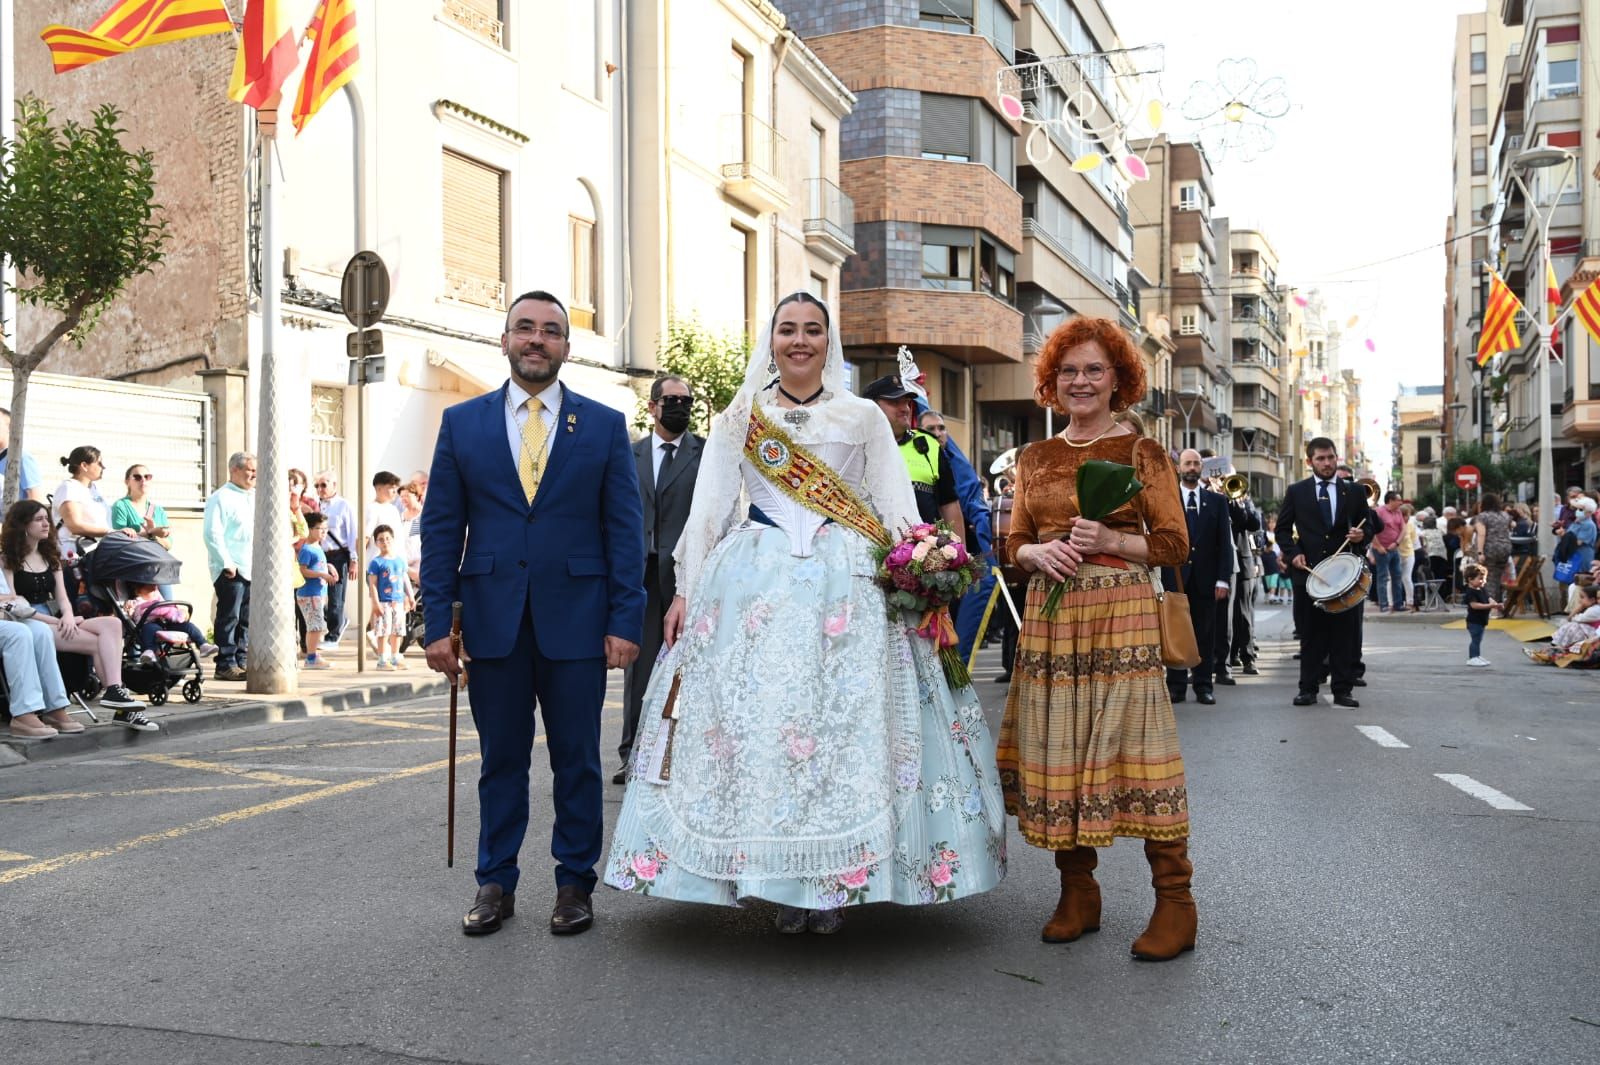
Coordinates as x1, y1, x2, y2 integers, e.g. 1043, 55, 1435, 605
997, 561, 1190, 850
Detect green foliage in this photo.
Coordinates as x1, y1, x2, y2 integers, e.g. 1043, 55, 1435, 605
1437, 441, 1538, 505
0, 96, 168, 361
636, 318, 750, 434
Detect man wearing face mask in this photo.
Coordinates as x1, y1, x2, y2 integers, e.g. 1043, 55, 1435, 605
616, 376, 704, 784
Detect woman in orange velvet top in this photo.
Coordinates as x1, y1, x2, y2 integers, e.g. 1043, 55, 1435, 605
998, 315, 1197, 962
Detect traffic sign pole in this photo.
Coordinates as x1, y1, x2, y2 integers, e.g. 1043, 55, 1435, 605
340, 250, 389, 676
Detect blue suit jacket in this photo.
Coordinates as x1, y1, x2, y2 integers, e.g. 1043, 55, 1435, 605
1161, 486, 1235, 594
420, 382, 646, 660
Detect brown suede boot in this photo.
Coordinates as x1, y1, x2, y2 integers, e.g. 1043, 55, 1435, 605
1041, 846, 1101, 943
1131, 838, 1196, 961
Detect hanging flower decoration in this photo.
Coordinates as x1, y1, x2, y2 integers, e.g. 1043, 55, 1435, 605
997, 45, 1167, 182
1179, 58, 1290, 164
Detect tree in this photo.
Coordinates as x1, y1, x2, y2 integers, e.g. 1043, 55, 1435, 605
636, 318, 750, 434
0, 97, 168, 507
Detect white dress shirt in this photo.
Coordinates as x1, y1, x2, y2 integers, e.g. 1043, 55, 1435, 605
651, 431, 686, 484
505, 378, 561, 468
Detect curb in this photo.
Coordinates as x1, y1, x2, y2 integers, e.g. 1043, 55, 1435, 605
0, 677, 450, 770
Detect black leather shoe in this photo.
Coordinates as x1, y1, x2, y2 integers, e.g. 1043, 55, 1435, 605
1352, 678, 1367, 687
1241, 662, 1260, 676
1169, 690, 1186, 704
611, 767, 628, 785
463, 883, 514, 936
1292, 692, 1317, 706
994, 673, 1011, 683
1291, 652, 1301, 660
550, 885, 594, 935
1215, 674, 1237, 686
1195, 691, 1216, 705
1333, 694, 1360, 708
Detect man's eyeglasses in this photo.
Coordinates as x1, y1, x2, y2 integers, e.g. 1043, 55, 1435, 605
314, 481, 330, 488
130, 473, 154, 481
658, 395, 693, 407
509, 323, 567, 341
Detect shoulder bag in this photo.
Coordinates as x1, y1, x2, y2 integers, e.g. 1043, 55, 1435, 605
1151, 564, 1201, 669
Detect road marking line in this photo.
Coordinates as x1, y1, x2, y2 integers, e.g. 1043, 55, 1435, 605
341, 716, 447, 733
0, 850, 34, 861
1434, 773, 1533, 811
219, 737, 446, 753
130, 753, 329, 787
1, 783, 268, 804
0, 754, 481, 886
1354, 726, 1409, 748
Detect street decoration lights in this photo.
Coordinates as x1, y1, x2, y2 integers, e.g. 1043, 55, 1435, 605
1179, 59, 1292, 164
996, 44, 1166, 180
1507, 145, 1578, 564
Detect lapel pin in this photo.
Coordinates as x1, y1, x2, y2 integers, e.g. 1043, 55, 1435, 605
566, 413, 577, 433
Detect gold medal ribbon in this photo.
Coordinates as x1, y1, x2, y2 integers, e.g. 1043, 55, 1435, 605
743, 405, 891, 548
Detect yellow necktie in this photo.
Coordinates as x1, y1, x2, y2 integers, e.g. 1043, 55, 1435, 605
518, 400, 549, 503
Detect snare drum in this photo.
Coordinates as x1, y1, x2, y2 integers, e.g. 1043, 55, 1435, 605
1305, 552, 1372, 614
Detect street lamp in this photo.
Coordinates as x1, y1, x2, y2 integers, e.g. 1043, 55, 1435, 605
1028, 294, 1067, 436
1174, 389, 1204, 451
1508, 145, 1577, 564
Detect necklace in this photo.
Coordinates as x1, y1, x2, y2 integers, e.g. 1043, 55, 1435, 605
1060, 422, 1118, 448
777, 384, 827, 427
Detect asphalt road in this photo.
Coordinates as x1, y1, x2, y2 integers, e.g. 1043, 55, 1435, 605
2, 606, 1597, 1065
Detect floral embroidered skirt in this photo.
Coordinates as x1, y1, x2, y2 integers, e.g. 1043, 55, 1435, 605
997, 562, 1189, 850
603, 521, 1006, 909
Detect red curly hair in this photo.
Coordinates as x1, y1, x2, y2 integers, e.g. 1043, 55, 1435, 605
1033, 315, 1147, 414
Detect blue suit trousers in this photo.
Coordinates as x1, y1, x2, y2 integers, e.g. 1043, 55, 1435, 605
470, 613, 606, 896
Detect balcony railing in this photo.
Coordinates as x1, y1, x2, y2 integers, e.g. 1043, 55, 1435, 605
803, 177, 855, 261
721, 113, 788, 213
441, 0, 504, 48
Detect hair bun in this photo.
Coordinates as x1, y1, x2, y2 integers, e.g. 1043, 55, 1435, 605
59, 456, 71, 467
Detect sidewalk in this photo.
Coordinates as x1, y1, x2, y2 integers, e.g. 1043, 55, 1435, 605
0, 643, 448, 770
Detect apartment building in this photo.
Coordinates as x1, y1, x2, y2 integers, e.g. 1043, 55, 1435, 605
1445, 9, 1516, 456
1393, 385, 1446, 499
1224, 223, 1287, 500
1129, 135, 1228, 455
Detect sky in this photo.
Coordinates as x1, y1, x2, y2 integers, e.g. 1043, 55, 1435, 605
1107, 0, 1482, 470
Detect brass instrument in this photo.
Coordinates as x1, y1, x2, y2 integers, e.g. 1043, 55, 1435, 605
1357, 477, 1381, 505
1221, 473, 1249, 500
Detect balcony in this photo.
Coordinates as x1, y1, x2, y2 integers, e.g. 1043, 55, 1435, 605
839, 287, 1023, 365
721, 113, 789, 214
1172, 209, 1216, 262
803, 178, 855, 265
1170, 269, 1218, 317
1561, 398, 1600, 440
443, 269, 506, 310
440, 0, 504, 48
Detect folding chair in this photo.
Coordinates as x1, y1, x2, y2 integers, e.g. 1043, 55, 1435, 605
1503, 556, 1552, 619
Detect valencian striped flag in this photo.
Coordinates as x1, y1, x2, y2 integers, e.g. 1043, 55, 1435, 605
41, 0, 232, 74
229, 0, 298, 109
1547, 260, 1564, 358
1477, 269, 1524, 367
1572, 275, 1600, 350
292, 0, 360, 134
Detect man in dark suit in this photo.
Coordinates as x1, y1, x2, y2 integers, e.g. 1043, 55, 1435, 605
1276, 437, 1371, 708
423, 290, 645, 938
615, 375, 703, 783
1163, 449, 1234, 705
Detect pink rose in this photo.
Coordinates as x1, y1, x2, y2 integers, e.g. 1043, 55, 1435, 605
929, 862, 953, 887
887, 542, 915, 568
631, 854, 660, 881
911, 524, 935, 541
940, 544, 958, 561
841, 866, 870, 889
911, 541, 932, 562
950, 542, 969, 565
939, 847, 959, 862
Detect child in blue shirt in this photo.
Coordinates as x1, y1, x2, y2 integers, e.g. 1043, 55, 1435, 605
297, 512, 338, 669
367, 525, 413, 669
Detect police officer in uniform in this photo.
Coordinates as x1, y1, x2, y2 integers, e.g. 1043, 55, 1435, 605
864, 374, 964, 537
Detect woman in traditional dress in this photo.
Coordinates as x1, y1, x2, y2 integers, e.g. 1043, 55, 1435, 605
603, 292, 1005, 933
998, 315, 1197, 961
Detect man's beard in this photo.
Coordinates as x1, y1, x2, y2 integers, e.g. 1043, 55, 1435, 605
1180, 473, 1201, 486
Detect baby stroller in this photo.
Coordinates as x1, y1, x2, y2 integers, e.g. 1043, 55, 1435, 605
80, 536, 204, 707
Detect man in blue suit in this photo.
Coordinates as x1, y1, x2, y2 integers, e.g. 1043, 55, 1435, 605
423, 290, 644, 938
1161, 448, 1234, 706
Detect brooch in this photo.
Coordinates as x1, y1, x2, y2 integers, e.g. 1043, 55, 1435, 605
782, 407, 810, 428
757, 438, 790, 468
565, 413, 577, 433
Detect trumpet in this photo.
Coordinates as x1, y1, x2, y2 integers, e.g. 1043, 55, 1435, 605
1221, 473, 1249, 500
1357, 477, 1381, 505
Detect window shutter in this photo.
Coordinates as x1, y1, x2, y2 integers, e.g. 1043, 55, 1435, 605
442, 150, 505, 307
1547, 129, 1582, 149
922, 0, 972, 17
922, 94, 971, 157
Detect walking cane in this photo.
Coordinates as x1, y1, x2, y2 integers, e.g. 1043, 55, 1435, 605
447, 601, 464, 867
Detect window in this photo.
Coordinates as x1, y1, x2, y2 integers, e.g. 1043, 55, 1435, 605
1470, 184, 1488, 213
1178, 308, 1199, 335
809, 123, 824, 181
941, 368, 966, 420
808, 272, 828, 301
441, 149, 505, 308
1177, 182, 1200, 211
1471, 235, 1488, 266
919, 0, 971, 32
1470, 85, 1486, 126
1546, 58, 1579, 97
978, 240, 1015, 303
1471, 135, 1486, 176
731, 224, 754, 340
922, 236, 973, 290
444, 0, 505, 48
568, 216, 596, 331
921, 93, 971, 161
565, 0, 599, 97
1417, 436, 1433, 464
1469, 33, 1486, 74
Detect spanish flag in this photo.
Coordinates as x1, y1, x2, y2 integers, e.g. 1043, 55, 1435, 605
41, 0, 232, 74
292, 0, 360, 134
1477, 269, 1524, 367
229, 0, 298, 109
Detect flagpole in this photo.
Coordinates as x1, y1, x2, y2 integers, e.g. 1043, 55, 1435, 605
246, 104, 297, 694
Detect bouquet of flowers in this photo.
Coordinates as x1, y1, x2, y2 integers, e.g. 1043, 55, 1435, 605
876, 522, 986, 688
1040, 459, 1144, 618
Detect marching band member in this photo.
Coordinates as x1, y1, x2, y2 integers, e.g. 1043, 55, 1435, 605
1164, 450, 1234, 706
1276, 438, 1372, 708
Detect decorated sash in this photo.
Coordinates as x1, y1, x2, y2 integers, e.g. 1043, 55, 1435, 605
744, 405, 890, 548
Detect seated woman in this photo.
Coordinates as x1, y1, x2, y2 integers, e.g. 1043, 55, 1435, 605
0, 589, 78, 738
1, 500, 155, 730
1551, 581, 1600, 653
52, 445, 136, 563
